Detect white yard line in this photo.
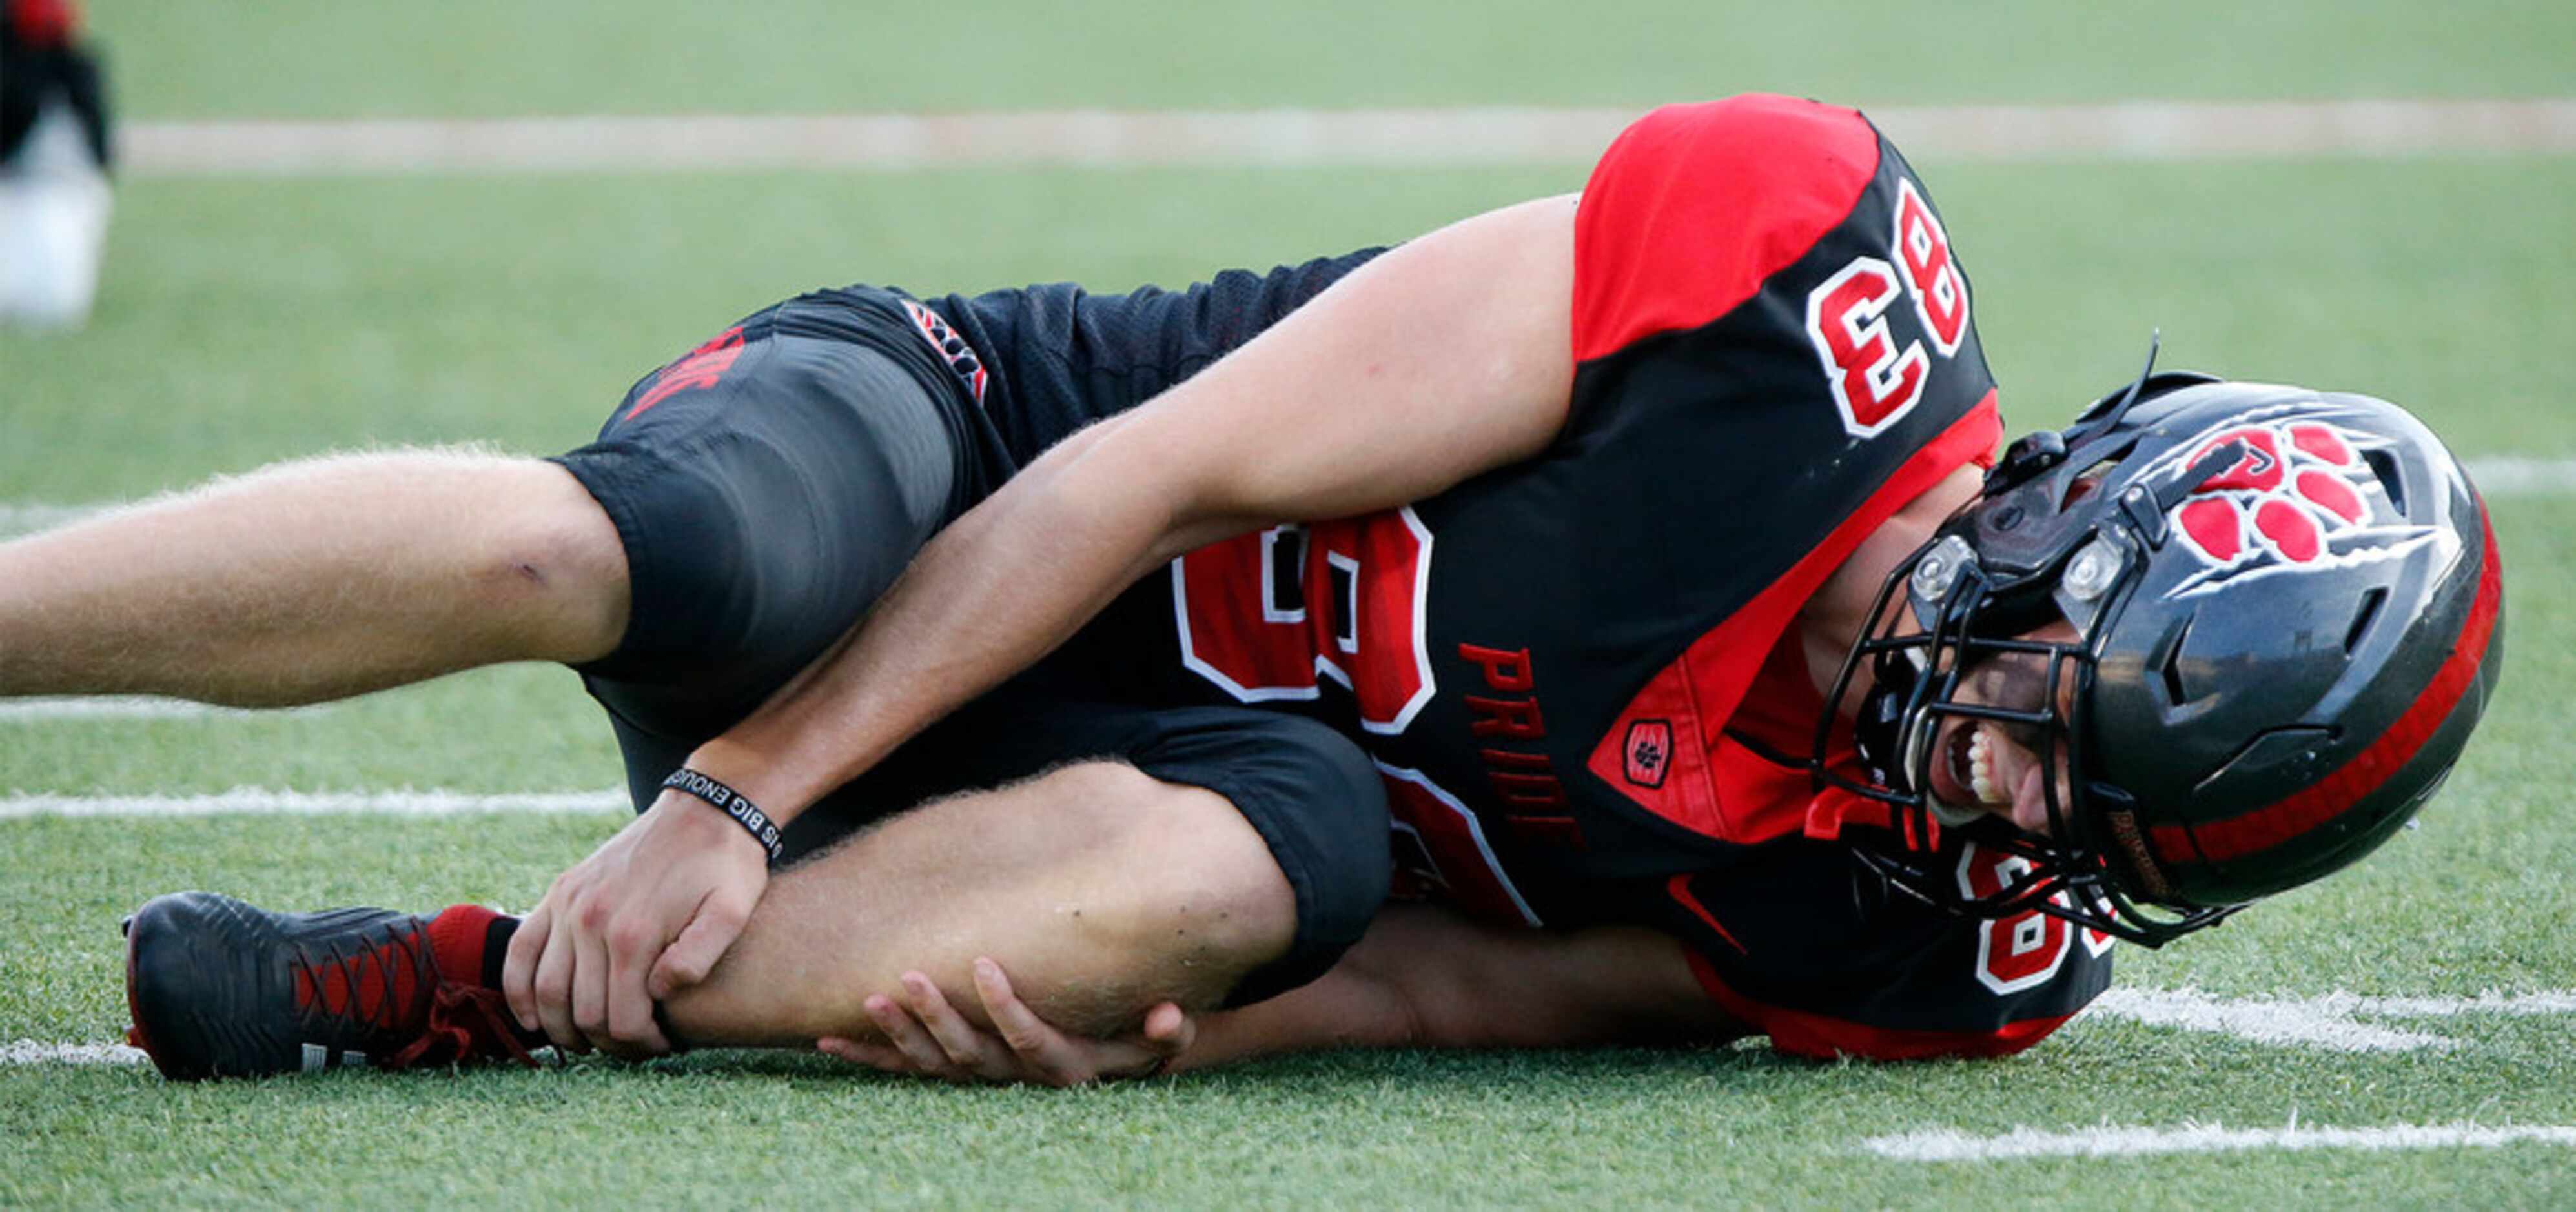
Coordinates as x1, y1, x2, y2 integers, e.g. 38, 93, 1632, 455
0, 787, 628, 820
2089, 987, 2576, 1052
8, 458, 2576, 543
1864, 1120, 2576, 1162
121, 99, 2576, 177
2089, 986, 2576, 1052
0, 696, 331, 723
1, 1040, 148, 1067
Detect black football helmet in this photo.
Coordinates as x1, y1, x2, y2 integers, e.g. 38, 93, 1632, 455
1814, 360, 2504, 945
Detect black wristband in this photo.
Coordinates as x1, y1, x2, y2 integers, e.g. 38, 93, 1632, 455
661, 769, 785, 867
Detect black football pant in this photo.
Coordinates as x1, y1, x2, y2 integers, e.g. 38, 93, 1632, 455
548, 287, 1388, 1003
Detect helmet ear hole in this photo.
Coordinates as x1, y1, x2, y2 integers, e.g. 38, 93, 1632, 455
2343, 586, 2389, 656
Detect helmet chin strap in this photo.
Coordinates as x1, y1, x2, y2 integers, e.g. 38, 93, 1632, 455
2061, 330, 2163, 450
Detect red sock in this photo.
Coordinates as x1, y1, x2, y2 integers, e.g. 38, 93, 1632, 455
292, 906, 515, 1024
424, 905, 517, 992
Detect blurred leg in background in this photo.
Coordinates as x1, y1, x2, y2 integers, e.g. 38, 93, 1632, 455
0, 0, 113, 330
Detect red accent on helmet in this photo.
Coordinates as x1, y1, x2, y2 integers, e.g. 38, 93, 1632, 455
2178, 496, 2244, 562
2297, 469, 2366, 525
2253, 498, 2324, 563
2197, 428, 2285, 494
2153, 515, 2502, 863
2288, 421, 2355, 466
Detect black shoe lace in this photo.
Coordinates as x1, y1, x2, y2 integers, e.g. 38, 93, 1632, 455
291, 922, 540, 1071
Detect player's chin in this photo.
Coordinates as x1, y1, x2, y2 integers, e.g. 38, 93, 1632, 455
1993, 752, 2063, 837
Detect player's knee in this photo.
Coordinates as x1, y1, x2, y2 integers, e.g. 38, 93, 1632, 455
464, 463, 632, 661
1147, 712, 1391, 970
1048, 762, 1303, 973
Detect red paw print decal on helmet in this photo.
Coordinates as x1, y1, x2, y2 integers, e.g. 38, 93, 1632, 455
2160, 411, 2442, 598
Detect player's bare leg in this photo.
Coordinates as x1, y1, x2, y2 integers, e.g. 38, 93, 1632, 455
657, 760, 1297, 1047
119, 758, 1302, 1079
0, 450, 628, 704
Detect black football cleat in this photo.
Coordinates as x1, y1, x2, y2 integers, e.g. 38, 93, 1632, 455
123, 891, 538, 1081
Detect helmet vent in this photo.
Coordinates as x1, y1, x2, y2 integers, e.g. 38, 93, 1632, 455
2344, 586, 2389, 655
2159, 617, 2197, 707
2363, 447, 2407, 514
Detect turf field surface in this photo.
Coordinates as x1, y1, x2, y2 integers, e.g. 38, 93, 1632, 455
6, 3, 2575, 1206
87, 0, 2576, 117
105, 101, 2576, 179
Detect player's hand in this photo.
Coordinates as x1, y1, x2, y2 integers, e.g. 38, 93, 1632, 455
502, 793, 769, 1057
817, 957, 1194, 1086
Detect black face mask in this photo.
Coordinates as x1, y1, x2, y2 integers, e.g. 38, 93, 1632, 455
1808, 341, 2247, 947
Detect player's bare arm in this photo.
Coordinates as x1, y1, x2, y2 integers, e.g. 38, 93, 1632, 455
822, 903, 1739, 1084
502, 195, 1580, 1053
700, 193, 1580, 814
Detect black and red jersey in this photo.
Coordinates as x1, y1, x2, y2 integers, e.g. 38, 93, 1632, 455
912, 96, 2109, 1059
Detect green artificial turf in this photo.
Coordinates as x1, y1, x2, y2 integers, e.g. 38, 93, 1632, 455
86, 0, 2576, 119
5, 158, 2573, 1202
6, 4, 2575, 1202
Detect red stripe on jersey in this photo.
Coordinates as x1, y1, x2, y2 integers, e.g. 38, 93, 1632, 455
2154, 515, 2502, 864
1584, 391, 2002, 843
1664, 874, 1748, 955
1572, 96, 1882, 365
1683, 950, 2074, 1061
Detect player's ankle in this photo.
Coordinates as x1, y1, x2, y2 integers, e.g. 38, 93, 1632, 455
424, 904, 518, 992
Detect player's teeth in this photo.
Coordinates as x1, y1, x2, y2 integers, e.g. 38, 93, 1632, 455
1968, 727, 2004, 805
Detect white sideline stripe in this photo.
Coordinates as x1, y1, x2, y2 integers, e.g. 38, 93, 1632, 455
1, 1040, 147, 1067
1864, 1121, 2576, 1162
0, 696, 331, 722
121, 99, 2576, 177
2088, 987, 2576, 1052
0, 787, 628, 820
10, 456, 2576, 541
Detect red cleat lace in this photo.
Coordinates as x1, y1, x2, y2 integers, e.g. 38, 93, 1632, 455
290, 920, 540, 1071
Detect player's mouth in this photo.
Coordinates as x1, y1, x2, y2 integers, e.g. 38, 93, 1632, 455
1929, 722, 2009, 815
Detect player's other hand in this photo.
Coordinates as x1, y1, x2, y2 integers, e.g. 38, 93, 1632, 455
502, 792, 770, 1057
818, 956, 1194, 1086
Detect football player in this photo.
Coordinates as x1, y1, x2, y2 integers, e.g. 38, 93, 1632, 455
6, 97, 2499, 1080
0, 0, 114, 328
